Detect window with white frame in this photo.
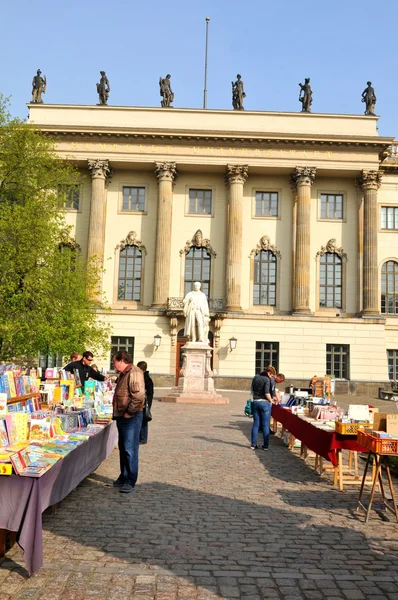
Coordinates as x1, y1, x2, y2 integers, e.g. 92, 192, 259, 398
255, 191, 278, 217
253, 250, 277, 306
60, 185, 80, 210
381, 207, 398, 230
319, 253, 342, 308
387, 350, 398, 380
122, 186, 146, 212
118, 245, 142, 301
188, 189, 212, 214
381, 260, 398, 315
320, 193, 343, 220
184, 246, 211, 296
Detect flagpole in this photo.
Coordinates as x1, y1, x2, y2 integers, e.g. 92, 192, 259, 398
203, 17, 210, 109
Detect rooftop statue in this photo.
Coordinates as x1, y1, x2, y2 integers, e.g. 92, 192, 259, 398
183, 282, 210, 343
232, 74, 245, 110
31, 69, 46, 104
299, 78, 312, 113
361, 81, 376, 116
96, 71, 110, 106
159, 74, 174, 107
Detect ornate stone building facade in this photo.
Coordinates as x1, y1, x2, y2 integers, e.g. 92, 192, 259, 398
29, 104, 398, 394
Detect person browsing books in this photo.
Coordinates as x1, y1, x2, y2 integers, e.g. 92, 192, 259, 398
112, 351, 145, 493
64, 351, 105, 388
250, 366, 275, 451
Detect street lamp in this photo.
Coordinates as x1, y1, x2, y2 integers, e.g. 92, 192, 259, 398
154, 334, 162, 350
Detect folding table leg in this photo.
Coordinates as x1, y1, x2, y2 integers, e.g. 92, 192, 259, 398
365, 457, 382, 523
385, 464, 398, 523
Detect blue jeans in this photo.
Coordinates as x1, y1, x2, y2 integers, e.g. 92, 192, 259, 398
115, 411, 143, 486
251, 401, 271, 448
140, 421, 148, 443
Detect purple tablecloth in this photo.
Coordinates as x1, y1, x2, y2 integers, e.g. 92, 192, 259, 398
0, 421, 118, 575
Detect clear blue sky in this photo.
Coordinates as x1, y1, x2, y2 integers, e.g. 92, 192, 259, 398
2, 0, 397, 138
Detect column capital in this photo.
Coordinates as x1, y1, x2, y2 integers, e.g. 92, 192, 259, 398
225, 164, 249, 185
290, 166, 316, 189
155, 162, 178, 184
356, 170, 382, 191
88, 159, 112, 182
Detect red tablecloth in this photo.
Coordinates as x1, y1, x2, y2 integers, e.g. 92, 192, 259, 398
271, 404, 368, 466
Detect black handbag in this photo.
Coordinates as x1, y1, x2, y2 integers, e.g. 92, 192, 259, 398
143, 396, 152, 423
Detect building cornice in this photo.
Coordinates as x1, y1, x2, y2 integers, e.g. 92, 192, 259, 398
39, 127, 393, 152
28, 103, 394, 152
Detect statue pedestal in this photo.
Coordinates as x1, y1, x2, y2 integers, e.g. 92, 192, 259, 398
161, 342, 229, 404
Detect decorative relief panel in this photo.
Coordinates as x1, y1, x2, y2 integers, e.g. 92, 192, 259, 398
115, 231, 147, 254
316, 238, 347, 259
250, 235, 281, 258
179, 229, 217, 257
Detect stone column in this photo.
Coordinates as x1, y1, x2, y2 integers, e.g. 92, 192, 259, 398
290, 167, 316, 314
225, 164, 248, 311
87, 159, 111, 263
152, 162, 178, 308
357, 170, 382, 316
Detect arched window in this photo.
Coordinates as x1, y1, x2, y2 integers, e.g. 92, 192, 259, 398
118, 245, 142, 301
184, 247, 211, 297
381, 260, 398, 314
319, 252, 342, 308
253, 250, 277, 306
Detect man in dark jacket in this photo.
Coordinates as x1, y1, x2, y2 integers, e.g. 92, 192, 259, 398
112, 351, 145, 493
64, 351, 105, 388
137, 361, 154, 444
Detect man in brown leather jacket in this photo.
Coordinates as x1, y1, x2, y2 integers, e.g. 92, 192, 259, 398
112, 351, 145, 493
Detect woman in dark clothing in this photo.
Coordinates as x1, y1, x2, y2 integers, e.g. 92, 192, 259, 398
137, 361, 154, 444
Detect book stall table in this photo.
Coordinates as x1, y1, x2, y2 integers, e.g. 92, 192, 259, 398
356, 431, 398, 523
271, 404, 369, 491
0, 421, 117, 576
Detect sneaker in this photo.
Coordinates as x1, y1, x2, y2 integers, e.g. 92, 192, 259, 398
250, 445, 259, 450
112, 480, 125, 488
119, 483, 135, 493
261, 446, 269, 451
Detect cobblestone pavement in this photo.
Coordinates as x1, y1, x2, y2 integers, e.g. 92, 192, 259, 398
2, 392, 398, 599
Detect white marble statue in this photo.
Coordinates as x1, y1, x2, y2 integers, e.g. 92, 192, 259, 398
183, 282, 210, 342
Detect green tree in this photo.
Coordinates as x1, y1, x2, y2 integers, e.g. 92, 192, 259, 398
0, 96, 110, 362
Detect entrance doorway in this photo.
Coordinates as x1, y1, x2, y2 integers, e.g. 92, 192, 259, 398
175, 329, 214, 385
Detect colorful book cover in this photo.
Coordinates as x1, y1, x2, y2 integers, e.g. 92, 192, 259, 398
1, 375, 11, 399
6, 372, 16, 399
0, 393, 7, 416
5, 415, 17, 445
0, 419, 9, 446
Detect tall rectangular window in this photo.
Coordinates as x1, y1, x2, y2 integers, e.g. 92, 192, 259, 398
387, 350, 398, 380
110, 336, 135, 369
319, 253, 342, 308
189, 189, 212, 214
320, 194, 343, 219
381, 207, 398, 230
255, 191, 278, 217
184, 247, 211, 296
326, 344, 349, 379
255, 342, 279, 374
122, 187, 145, 212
